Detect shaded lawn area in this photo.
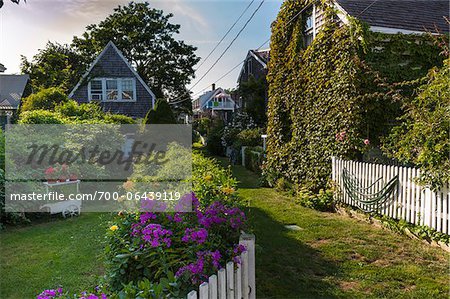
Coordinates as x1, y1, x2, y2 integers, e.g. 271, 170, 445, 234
0, 213, 107, 299
217, 157, 449, 299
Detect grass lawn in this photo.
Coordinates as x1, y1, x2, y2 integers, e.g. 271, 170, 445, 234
0, 213, 107, 299
216, 157, 449, 299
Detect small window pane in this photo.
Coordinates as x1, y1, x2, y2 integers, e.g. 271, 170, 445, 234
106, 79, 118, 100
122, 79, 134, 100
90, 79, 103, 101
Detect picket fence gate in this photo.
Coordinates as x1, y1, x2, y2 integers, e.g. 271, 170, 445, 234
332, 157, 450, 234
186, 234, 256, 299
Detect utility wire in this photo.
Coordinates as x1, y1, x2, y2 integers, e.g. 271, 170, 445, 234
195, 0, 256, 71
189, 0, 266, 90
171, 0, 379, 106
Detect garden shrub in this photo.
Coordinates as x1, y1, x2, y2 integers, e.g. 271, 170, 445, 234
191, 151, 239, 207
193, 118, 211, 136
235, 128, 263, 148
382, 58, 450, 189
205, 120, 225, 156
21, 87, 69, 112
103, 113, 136, 124
221, 112, 257, 149
144, 99, 177, 124
244, 146, 264, 174
54, 100, 104, 121
295, 188, 334, 212
18, 110, 66, 124
265, 0, 446, 193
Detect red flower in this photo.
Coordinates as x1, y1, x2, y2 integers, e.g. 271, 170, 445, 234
44, 167, 55, 175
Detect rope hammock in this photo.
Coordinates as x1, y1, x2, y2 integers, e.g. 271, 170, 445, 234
342, 168, 399, 213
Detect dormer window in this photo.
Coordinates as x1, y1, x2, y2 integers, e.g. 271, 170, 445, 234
88, 78, 136, 102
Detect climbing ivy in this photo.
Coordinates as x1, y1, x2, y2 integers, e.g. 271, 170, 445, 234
264, 0, 446, 192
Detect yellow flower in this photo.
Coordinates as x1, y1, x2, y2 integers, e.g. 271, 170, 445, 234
222, 187, 235, 195
123, 180, 134, 191
204, 175, 212, 181
110, 225, 119, 231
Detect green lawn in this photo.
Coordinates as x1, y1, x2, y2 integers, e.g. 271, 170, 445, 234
0, 213, 106, 299
217, 158, 449, 299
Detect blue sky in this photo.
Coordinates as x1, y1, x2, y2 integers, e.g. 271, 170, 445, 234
0, 0, 282, 96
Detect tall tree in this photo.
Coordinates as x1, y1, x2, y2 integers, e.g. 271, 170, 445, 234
72, 1, 200, 103
20, 42, 88, 93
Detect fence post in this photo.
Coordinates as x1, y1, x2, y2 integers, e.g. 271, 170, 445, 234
241, 146, 247, 167
239, 233, 255, 299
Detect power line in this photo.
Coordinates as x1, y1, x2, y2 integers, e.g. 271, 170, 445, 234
189, 0, 266, 90
172, 0, 378, 106
195, 0, 256, 71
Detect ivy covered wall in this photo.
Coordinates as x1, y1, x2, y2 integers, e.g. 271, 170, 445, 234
264, 0, 446, 191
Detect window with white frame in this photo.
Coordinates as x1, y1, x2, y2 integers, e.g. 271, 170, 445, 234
303, 6, 315, 48
88, 78, 136, 102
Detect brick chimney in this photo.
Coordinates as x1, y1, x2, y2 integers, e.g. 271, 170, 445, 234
212, 83, 216, 91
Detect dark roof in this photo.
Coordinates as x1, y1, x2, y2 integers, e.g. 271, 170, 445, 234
251, 49, 270, 64
0, 74, 29, 110
337, 0, 449, 34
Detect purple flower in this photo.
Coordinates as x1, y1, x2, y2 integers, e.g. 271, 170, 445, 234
139, 224, 172, 248
140, 212, 157, 224
182, 228, 208, 244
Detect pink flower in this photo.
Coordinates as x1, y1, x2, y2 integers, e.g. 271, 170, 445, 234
364, 139, 370, 145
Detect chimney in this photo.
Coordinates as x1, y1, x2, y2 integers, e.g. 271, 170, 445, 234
212, 83, 216, 91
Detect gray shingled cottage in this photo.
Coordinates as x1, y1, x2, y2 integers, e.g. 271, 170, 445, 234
69, 41, 156, 119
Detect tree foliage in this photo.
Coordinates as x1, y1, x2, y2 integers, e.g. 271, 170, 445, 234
238, 76, 267, 127
264, 0, 446, 192
21, 87, 69, 112
383, 59, 450, 189
20, 42, 88, 93
72, 1, 199, 103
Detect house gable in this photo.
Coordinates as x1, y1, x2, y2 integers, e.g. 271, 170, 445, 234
69, 41, 155, 119
237, 49, 270, 84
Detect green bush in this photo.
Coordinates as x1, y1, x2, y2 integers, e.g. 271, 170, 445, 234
296, 188, 334, 212
54, 100, 104, 120
21, 87, 69, 112
193, 118, 211, 136
205, 120, 225, 156
144, 99, 176, 124
18, 110, 66, 124
192, 151, 239, 207
235, 128, 262, 148
383, 59, 450, 189
244, 146, 264, 174
103, 113, 136, 124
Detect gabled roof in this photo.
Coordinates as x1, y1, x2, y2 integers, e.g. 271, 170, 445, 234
237, 49, 270, 83
193, 88, 224, 110
68, 41, 156, 104
336, 0, 449, 34
251, 49, 270, 66
0, 74, 29, 110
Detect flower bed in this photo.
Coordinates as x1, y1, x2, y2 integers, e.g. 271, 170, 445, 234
36, 152, 248, 298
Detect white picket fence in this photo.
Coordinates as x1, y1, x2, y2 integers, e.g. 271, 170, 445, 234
187, 234, 256, 299
332, 157, 450, 235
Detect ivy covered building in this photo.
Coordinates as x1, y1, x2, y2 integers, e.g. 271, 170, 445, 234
265, 0, 448, 191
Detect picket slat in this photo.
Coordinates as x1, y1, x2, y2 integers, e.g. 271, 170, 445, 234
443, 188, 448, 234
218, 268, 226, 299
235, 264, 242, 299
226, 262, 234, 299
188, 291, 198, 299
209, 275, 218, 299
199, 282, 209, 299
